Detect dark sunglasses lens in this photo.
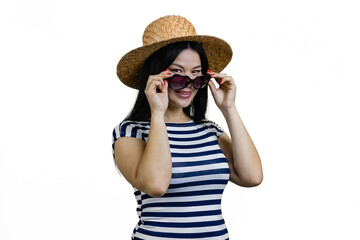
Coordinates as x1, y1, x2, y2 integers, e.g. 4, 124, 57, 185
170, 76, 189, 89
194, 75, 209, 89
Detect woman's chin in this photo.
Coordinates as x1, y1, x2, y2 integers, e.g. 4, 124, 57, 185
169, 100, 192, 109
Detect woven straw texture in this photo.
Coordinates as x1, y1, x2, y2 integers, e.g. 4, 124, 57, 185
117, 15, 233, 89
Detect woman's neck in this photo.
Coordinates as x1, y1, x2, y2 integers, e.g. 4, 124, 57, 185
164, 107, 191, 123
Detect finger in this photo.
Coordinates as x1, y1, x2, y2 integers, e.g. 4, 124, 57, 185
207, 69, 216, 78
155, 78, 164, 91
208, 70, 220, 78
208, 79, 218, 96
160, 79, 168, 93
150, 75, 167, 85
147, 77, 164, 92
147, 71, 170, 84
219, 76, 232, 85
159, 69, 172, 78
209, 72, 228, 84
208, 70, 226, 78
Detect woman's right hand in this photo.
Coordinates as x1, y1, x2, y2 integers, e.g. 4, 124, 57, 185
144, 70, 170, 115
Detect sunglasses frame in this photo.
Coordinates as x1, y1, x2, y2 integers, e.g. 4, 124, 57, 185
165, 73, 211, 90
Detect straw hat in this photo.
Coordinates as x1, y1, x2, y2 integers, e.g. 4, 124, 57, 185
117, 15, 233, 89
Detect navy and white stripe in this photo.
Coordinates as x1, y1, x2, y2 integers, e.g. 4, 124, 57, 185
112, 120, 230, 239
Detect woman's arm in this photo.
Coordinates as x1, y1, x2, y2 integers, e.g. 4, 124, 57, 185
114, 113, 172, 197
114, 71, 172, 197
208, 71, 263, 187
218, 107, 263, 187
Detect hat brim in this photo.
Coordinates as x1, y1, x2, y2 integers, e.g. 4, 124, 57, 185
117, 35, 233, 89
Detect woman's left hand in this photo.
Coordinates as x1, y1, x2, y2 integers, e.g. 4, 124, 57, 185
208, 71, 237, 113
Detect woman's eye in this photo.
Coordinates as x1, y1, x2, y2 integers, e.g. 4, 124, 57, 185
193, 70, 201, 75
171, 69, 181, 73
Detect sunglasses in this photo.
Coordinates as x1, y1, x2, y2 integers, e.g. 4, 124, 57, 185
165, 74, 211, 90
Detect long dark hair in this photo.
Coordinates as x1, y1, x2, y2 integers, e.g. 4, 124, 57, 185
124, 41, 209, 123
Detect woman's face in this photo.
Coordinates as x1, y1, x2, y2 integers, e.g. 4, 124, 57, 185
166, 48, 202, 109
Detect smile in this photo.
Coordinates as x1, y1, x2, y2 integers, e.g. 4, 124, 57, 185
175, 90, 192, 98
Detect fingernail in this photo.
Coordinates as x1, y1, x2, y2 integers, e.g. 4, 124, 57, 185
220, 80, 224, 84
210, 73, 215, 76
163, 69, 168, 72
167, 73, 171, 75
207, 69, 212, 73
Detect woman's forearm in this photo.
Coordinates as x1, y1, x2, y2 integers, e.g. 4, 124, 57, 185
222, 106, 263, 185
136, 112, 172, 197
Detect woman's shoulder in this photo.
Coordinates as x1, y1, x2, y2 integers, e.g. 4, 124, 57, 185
112, 120, 150, 143
197, 118, 224, 137
198, 118, 222, 127
116, 119, 151, 129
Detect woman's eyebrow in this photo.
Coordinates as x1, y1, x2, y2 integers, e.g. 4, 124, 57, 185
170, 63, 202, 69
170, 63, 184, 69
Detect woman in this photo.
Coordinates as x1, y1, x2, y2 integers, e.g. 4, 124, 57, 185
112, 15, 263, 239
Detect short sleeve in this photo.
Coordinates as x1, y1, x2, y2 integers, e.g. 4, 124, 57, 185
112, 121, 148, 175
112, 121, 147, 145
201, 119, 224, 138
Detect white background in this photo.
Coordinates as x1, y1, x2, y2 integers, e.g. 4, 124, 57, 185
1, 0, 359, 239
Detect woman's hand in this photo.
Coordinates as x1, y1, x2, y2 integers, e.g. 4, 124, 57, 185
144, 70, 170, 116
208, 71, 237, 113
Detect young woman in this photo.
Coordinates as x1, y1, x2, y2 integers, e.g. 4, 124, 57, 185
112, 15, 263, 240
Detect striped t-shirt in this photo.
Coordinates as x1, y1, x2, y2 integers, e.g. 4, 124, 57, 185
112, 119, 230, 239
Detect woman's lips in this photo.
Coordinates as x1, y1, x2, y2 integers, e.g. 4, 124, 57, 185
175, 90, 192, 98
